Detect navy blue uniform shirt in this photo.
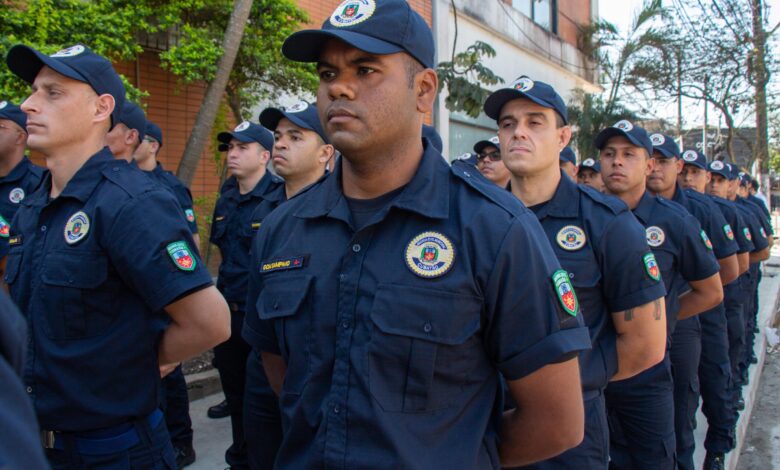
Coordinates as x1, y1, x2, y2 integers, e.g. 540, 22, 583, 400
738, 196, 773, 241
530, 174, 665, 392
734, 201, 769, 254
210, 171, 282, 310
710, 195, 753, 255
673, 186, 738, 260
245, 143, 591, 469
4, 148, 212, 432
0, 157, 44, 257
631, 192, 720, 337
747, 194, 770, 220
143, 162, 198, 234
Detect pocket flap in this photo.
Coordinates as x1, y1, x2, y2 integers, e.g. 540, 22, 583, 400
370, 283, 481, 345
257, 274, 313, 320
41, 251, 108, 288
3, 251, 22, 284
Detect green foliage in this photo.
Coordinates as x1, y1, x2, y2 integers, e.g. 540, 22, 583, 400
567, 90, 638, 160
159, 0, 318, 120
437, 41, 504, 118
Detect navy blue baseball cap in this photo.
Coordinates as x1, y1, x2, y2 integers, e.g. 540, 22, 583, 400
473, 136, 500, 155
560, 147, 577, 165
707, 160, 730, 179
727, 164, 740, 181
119, 102, 146, 143
422, 124, 442, 152
579, 158, 601, 173
594, 120, 653, 156
454, 152, 478, 166
680, 149, 707, 170
259, 101, 328, 143
218, 121, 274, 151
145, 121, 163, 147
739, 172, 750, 187
484, 76, 568, 124
650, 133, 680, 159
282, 0, 435, 69
6, 44, 126, 128
0, 101, 27, 131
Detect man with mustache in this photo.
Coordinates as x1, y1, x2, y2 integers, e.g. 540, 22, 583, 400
210, 120, 280, 469
474, 135, 511, 188
244, 1, 592, 467
483, 76, 667, 469
598, 121, 722, 469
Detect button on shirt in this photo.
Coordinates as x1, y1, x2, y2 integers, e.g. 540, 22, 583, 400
210, 171, 282, 310
4, 148, 212, 432
144, 162, 199, 234
245, 144, 591, 469
631, 192, 720, 337
530, 174, 665, 392
0, 157, 44, 258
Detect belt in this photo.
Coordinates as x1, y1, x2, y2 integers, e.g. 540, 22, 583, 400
42, 409, 163, 455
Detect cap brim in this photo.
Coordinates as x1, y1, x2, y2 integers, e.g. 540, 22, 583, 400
473, 140, 499, 154
594, 128, 649, 154
282, 29, 404, 63
682, 161, 706, 170
259, 107, 312, 134
217, 131, 255, 144
653, 147, 676, 159
484, 89, 558, 121
6, 45, 89, 85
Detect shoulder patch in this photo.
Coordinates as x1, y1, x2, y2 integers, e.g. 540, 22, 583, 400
723, 224, 734, 240
0, 215, 9, 238
743, 227, 752, 241
701, 230, 713, 250
643, 252, 661, 281
166, 241, 197, 271
552, 270, 578, 317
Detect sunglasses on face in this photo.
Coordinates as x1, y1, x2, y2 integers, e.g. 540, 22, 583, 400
477, 151, 501, 162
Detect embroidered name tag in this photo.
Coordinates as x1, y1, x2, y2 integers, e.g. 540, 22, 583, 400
261, 255, 307, 273
9, 235, 22, 246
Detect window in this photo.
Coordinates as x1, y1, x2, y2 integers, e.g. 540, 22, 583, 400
511, 0, 557, 33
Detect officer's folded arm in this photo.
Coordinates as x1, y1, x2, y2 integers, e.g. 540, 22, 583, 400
749, 246, 770, 264
677, 273, 724, 320
261, 351, 286, 396
717, 254, 739, 286
610, 296, 667, 381
158, 286, 231, 371
499, 356, 584, 467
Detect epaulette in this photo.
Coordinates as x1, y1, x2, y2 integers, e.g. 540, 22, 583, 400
102, 160, 157, 197
578, 184, 627, 215
450, 160, 525, 217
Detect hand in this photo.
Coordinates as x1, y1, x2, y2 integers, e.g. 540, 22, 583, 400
160, 362, 181, 378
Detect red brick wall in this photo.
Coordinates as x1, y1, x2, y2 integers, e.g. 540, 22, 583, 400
299, 0, 433, 27
557, 0, 591, 49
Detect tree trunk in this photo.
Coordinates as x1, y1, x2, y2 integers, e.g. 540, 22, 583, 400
751, 0, 770, 173
176, 0, 254, 186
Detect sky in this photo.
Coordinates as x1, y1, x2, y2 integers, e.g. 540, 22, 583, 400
595, 0, 779, 134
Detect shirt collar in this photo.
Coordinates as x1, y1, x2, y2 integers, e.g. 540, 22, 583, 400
534, 172, 581, 219
671, 183, 687, 206
0, 156, 33, 184
295, 141, 450, 222
632, 190, 655, 225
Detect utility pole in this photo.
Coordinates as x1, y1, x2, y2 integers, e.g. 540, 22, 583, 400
703, 77, 708, 158
677, 50, 683, 150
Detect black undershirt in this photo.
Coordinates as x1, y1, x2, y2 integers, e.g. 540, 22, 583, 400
345, 185, 406, 231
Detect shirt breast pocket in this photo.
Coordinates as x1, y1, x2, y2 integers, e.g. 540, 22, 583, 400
4, 249, 22, 286
209, 218, 228, 245
40, 251, 114, 340
257, 273, 314, 394
368, 283, 484, 413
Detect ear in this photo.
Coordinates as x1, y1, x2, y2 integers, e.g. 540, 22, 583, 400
558, 125, 572, 148
645, 154, 655, 175
675, 159, 684, 174
705, 172, 712, 184
415, 68, 438, 114
94, 94, 115, 126
260, 149, 271, 164
318, 144, 335, 164
14, 129, 27, 146
126, 129, 139, 146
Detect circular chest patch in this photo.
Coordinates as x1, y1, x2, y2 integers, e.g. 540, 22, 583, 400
682, 150, 698, 162
405, 231, 455, 278
513, 77, 534, 92
556, 225, 586, 251
743, 227, 752, 241
8, 188, 24, 204
64, 211, 90, 245
646, 226, 665, 247
650, 133, 665, 146
330, 0, 376, 27
51, 45, 85, 57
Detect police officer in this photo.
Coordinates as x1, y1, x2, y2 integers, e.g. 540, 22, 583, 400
210, 120, 279, 469
247, 1, 592, 467
131, 121, 198, 467
4, 43, 230, 468
598, 120, 722, 469
474, 135, 511, 188
0, 100, 44, 262
238, 100, 334, 470
576, 158, 603, 191
134, 121, 201, 253
484, 76, 667, 469
647, 137, 739, 470
559, 146, 577, 179
106, 101, 146, 162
